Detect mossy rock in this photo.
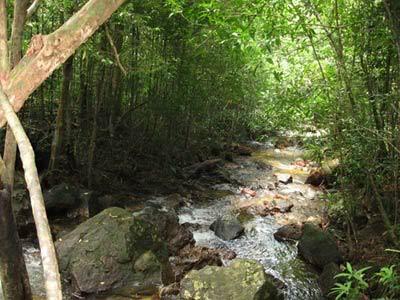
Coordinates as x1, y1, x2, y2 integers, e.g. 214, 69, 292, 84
180, 259, 283, 300
56, 207, 183, 294
298, 223, 343, 269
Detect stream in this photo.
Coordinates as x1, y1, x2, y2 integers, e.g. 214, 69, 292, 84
178, 144, 325, 299
1, 139, 326, 299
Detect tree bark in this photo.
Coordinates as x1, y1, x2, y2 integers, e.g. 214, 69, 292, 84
0, 189, 32, 300
0, 1, 32, 299
49, 56, 74, 171
0, 0, 127, 127
0, 86, 62, 299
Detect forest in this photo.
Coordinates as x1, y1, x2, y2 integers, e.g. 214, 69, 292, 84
1, 0, 400, 299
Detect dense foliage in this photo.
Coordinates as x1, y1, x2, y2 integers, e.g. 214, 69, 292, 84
7, 0, 400, 242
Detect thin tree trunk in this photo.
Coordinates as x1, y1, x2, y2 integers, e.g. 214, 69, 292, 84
48, 56, 74, 171
0, 0, 128, 127
0, 86, 62, 300
0, 1, 32, 298
0, 189, 31, 300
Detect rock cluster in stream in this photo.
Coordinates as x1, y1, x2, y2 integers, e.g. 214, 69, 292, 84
274, 222, 344, 298
56, 206, 282, 299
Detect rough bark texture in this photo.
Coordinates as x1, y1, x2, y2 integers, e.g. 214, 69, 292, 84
9, 0, 30, 67
0, 1, 32, 299
0, 0, 127, 127
0, 189, 32, 300
0, 0, 7, 78
0, 86, 62, 300
4, 0, 31, 191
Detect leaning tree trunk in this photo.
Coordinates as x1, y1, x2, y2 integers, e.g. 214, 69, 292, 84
0, 1, 33, 299
0, 86, 63, 299
0, 1, 127, 299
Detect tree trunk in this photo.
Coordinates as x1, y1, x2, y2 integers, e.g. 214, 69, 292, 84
0, 0, 128, 128
48, 56, 74, 171
0, 189, 32, 300
0, 86, 63, 300
0, 1, 32, 299
0, 1, 127, 298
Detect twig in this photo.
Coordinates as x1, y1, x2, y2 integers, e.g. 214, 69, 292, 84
105, 24, 127, 76
27, 0, 42, 19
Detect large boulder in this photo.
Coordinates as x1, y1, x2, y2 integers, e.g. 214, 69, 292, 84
297, 223, 343, 269
210, 214, 244, 240
129, 206, 194, 258
56, 206, 194, 295
44, 183, 80, 213
56, 207, 161, 294
180, 259, 283, 300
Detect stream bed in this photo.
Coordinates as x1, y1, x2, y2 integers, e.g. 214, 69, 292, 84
1, 140, 326, 300
178, 144, 325, 299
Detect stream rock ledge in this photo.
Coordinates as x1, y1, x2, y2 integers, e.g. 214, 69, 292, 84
180, 259, 283, 300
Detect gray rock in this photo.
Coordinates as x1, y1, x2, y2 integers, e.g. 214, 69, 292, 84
56, 206, 194, 295
180, 259, 283, 300
298, 223, 343, 269
274, 224, 303, 242
210, 214, 244, 240
319, 262, 340, 297
276, 173, 293, 185
56, 207, 146, 293
44, 183, 79, 212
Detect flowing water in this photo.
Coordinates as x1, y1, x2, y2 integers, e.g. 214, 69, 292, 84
178, 144, 326, 299
1, 139, 326, 300
0, 242, 46, 300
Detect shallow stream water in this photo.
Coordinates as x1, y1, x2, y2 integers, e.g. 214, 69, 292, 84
1, 141, 326, 300
178, 144, 325, 299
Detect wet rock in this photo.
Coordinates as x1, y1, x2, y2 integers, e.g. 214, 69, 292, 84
171, 245, 236, 281
240, 187, 257, 197
130, 206, 194, 258
191, 188, 234, 203
181, 222, 202, 232
319, 262, 340, 297
298, 223, 343, 269
164, 193, 186, 211
274, 224, 303, 242
275, 173, 293, 185
210, 214, 244, 240
44, 183, 79, 213
180, 259, 283, 300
